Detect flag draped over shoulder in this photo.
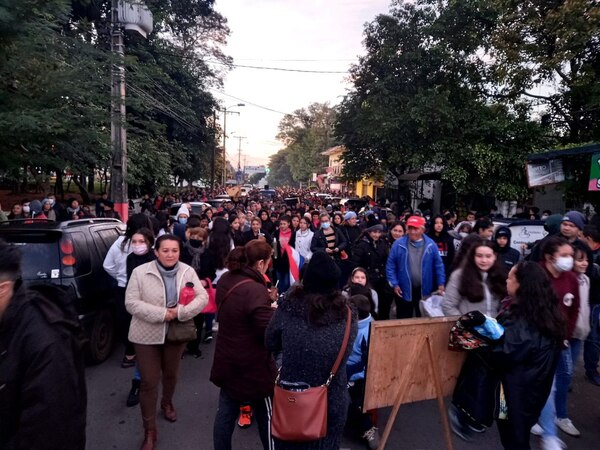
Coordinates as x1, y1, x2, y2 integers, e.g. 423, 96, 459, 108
283, 245, 304, 285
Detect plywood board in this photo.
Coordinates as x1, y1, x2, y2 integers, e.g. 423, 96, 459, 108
363, 316, 466, 411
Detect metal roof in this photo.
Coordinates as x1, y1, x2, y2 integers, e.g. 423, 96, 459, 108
527, 143, 600, 162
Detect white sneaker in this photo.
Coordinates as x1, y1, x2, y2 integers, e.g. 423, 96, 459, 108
541, 436, 567, 450
555, 417, 580, 437
531, 423, 543, 436
362, 426, 380, 450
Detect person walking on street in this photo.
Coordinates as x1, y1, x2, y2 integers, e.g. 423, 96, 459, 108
210, 240, 278, 450
386, 216, 446, 318
0, 239, 87, 450
266, 251, 358, 450
126, 235, 207, 450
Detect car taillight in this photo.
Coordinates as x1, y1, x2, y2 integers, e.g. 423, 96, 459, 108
60, 237, 77, 276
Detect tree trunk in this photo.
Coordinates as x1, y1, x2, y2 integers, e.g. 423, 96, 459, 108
55, 169, 64, 198
87, 169, 95, 194
72, 176, 91, 205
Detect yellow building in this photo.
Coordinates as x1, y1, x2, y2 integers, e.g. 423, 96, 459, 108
321, 145, 382, 197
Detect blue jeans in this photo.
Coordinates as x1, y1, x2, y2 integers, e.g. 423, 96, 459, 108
213, 389, 274, 450
538, 378, 557, 438
555, 340, 581, 419
584, 304, 600, 375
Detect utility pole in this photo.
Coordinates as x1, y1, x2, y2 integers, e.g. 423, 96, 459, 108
211, 110, 216, 192
220, 103, 244, 186
110, 0, 127, 221
235, 136, 246, 171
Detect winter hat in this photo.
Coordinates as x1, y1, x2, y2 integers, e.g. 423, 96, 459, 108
343, 211, 357, 221
544, 214, 563, 234
562, 211, 585, 230
367, 224, 384, 232
29, 200, 42, 215
494, 226, 512, 240
176, 205, 190, 218
302, 251, 341, 294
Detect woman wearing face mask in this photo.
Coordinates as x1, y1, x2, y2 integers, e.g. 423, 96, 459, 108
104, 214, 154, 369
124, 228, 156, 408
173, 205, 190, 242
531, 236, 580, 448
181, 226, 216, 354
443, 239, 507, 317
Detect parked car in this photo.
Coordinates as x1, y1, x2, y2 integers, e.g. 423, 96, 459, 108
0, 218, 126, 364
169, 201, 211, 220
207, 194, 232, 208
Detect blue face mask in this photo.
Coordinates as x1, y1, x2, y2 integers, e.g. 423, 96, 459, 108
321, 222, 331, 229
179, 217, 188, 225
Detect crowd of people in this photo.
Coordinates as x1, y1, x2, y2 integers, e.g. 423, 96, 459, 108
1, 186, 600, 450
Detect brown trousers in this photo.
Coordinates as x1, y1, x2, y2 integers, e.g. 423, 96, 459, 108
135, 342, 186, 431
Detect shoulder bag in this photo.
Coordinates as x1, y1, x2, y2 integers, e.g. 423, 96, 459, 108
271, 306, 352, 442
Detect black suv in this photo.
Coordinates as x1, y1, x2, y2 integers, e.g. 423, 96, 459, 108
0, 218, 125, 364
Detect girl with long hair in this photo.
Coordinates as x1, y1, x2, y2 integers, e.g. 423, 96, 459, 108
450, 262, 564, 448
426, 214, 455, 276
533, 236, 581, 447
443, 239, 507, 317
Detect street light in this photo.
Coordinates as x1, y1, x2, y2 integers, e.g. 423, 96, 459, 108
222, 103, 245, 186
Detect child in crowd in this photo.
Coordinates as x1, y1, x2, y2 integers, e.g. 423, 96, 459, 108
346, 294, 379, 450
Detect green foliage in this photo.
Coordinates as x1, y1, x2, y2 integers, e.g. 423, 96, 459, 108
248, 171, 265, 186
336, 0, 554, 200
0, 0, 228, 194
270, 102, 337, 186
267, 148, 295, 187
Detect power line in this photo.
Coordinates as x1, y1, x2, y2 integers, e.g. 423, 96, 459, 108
212, 60, 348, 74
209, 88, 289, 115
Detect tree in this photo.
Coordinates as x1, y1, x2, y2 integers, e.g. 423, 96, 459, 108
276, 102, 338, 183
336, 0, 548, 201
248, 172, 266, 186
267, 148, 295, 187
0, 0, 229, 197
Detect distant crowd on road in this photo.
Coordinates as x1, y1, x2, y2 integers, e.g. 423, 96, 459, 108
2, 185, 600, 450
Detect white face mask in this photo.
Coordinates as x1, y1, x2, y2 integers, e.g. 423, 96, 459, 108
132, 244, 148, 256
459, 232, 468, 238
22, 206, 30, 214
553, 256, 574, 273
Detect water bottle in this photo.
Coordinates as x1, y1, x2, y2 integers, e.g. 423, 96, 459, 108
179, 282, 195, 306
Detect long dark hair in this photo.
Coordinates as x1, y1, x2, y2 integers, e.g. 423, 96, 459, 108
458, 240, 507, 303
209, 217, 233, 270
426, 214, 450, 239
450, 233, 481, 272
226, 240, 272, 272
122, 213, 153, 251
511, 261, 565, 341
287, 283, 348, 326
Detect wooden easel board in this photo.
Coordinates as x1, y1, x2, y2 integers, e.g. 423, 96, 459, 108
363, 316, 466, 411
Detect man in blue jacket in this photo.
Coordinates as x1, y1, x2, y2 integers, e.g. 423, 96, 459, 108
386, 215, 446, 318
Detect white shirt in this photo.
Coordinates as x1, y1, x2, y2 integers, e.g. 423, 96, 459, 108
103, 236, 132, 287
295, 229, 314, 262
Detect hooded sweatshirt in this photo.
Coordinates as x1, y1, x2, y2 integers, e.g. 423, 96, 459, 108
494, 226, 521, 270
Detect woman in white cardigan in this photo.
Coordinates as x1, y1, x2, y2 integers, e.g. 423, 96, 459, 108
442, 239, 507, 317
126, 234, 207, 450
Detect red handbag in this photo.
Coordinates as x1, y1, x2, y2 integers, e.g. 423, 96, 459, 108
201, 278, 217, 314
271, 306, 352, 441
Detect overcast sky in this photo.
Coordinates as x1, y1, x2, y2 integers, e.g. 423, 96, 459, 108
212, 0, 392, 167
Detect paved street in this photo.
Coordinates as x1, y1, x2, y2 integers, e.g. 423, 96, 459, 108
87, 338, 599, 450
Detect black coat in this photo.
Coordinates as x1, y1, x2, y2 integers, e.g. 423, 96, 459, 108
0, 283, 87, 450
272, 228, 296, 272
453, 309, 560, 436
341, 224, 362, 257
242, 229, 272, 245
310, 226, 347, 259
350, 236, 389, 283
